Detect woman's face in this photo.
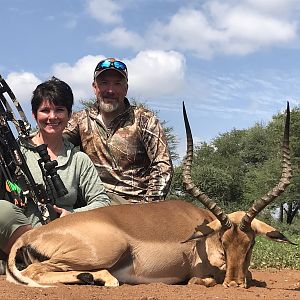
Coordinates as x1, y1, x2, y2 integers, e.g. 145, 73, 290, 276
33, 99, 70, 137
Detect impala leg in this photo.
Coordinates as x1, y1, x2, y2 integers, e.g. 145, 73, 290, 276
31, 270, 90, 285
21, 262, 62, 280
20, 261, 119, 287
22, 268, 119, 287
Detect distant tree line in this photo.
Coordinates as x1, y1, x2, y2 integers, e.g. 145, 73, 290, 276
169, 105, 300, 225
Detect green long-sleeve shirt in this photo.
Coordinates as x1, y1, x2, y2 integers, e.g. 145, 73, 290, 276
19, 134, 111, 215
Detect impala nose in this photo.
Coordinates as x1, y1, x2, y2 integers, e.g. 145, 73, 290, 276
228, 281, 238, 287
223, 280, 247, 288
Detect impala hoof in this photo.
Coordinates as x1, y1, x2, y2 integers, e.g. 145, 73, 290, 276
77, 272, 95, 285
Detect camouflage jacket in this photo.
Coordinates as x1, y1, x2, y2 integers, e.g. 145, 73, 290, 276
64, 98, 173, 202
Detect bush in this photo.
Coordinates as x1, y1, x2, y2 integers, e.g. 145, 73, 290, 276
251, 234, 300, 269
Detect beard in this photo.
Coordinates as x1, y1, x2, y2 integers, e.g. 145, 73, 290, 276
98, 97, 120, 113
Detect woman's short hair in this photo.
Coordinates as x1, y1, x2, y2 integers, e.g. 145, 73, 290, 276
31, 77, 74, 117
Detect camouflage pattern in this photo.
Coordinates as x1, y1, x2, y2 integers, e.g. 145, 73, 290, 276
64, 98, 173, 202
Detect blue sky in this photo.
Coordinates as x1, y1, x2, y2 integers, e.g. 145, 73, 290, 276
1, 0, 300, 161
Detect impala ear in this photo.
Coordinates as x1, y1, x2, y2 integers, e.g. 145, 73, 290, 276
265, 231, 297, 245
182, 219, 221, 243
251, 219, 297, 245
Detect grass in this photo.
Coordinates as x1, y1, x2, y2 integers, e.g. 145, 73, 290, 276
251, 233, 300, 269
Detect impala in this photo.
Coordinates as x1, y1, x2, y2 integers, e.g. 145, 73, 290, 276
6, 102, 294, 288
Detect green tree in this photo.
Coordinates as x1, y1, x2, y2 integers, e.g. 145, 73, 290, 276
240, 123, 272, 166
170, 130, 247, 210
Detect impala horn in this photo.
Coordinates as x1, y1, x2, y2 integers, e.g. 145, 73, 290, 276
239, 102, 292, 231
182, 102, 232, 229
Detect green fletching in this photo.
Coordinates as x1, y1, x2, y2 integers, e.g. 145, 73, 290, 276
6, 180, 22, 193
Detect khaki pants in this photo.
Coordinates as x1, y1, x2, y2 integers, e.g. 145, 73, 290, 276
0, 200, 42, 249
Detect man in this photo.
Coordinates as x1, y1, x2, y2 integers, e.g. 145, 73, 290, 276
64, 58, 173, 204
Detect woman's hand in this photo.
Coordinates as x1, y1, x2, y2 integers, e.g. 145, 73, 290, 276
53, 205, 71, 218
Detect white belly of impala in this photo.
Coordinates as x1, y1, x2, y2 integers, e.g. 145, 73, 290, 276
112, 264, 180, 284
110, 241, 192, 284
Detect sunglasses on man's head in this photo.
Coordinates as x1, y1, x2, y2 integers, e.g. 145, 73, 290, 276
95, 60, 127, 72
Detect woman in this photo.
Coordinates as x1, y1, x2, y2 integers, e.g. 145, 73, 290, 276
0, 77, 111, 272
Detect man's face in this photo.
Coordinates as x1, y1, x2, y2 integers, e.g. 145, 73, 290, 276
93, 69, 128, 114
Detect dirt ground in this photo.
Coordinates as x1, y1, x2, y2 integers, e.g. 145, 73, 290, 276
0, 269, 299, 300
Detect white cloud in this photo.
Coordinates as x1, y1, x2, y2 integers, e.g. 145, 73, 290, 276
146, 8, 220, 59
127, 50, 186, 98
1, 72, 41, 125
84, 1, 298, 58
208, 2, 297, 54
103, 1, 298, 58
51, 55, 105, 103
50, 51, 186, 102
97, 27, 143, 50
86, 0, 123, 24
3, 51, 185, 112
6, 72, 41, 104
245, 0, 299, 16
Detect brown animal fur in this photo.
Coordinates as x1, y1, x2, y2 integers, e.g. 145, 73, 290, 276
6, 201, 293, 288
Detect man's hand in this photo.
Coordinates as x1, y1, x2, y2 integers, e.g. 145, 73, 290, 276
53, 205, 71, 218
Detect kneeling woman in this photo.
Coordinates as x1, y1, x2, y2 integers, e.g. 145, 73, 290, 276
0, 77, 111, 271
